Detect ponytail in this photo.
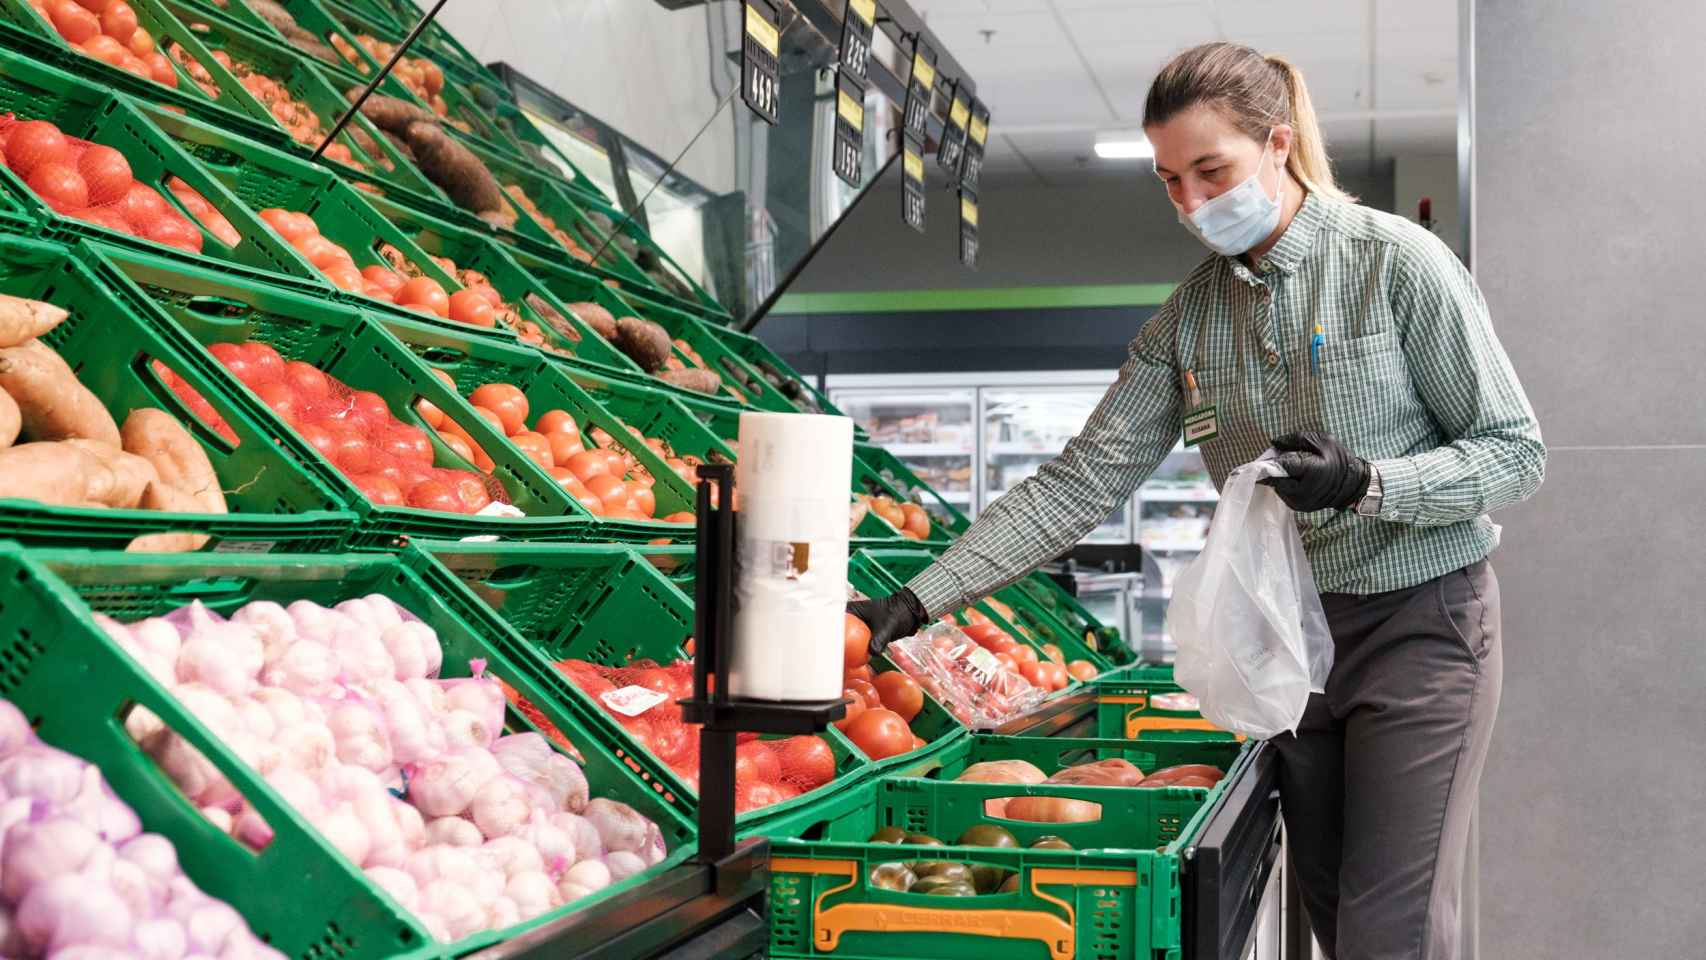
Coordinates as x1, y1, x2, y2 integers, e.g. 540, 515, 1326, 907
1144, 42, 1355, 203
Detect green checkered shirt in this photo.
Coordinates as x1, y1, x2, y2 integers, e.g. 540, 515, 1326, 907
908, 192, 1545, 615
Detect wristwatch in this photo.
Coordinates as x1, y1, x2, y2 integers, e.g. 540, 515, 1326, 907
1355, 463, 1383, 518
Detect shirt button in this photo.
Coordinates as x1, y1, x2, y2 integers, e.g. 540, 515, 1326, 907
1257, 259, 1270, 272
1265, 351, 1280, 367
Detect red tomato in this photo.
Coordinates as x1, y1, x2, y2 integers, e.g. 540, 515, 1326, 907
451, 472, 491, 511
348, 390, 390, 424
467, 405, 504, 437
281, 361, 330, 401
97, 0, 135, 41
76, 144, 131, 205
585, 473, 626, 506
3, 121, 69, 178
73, 205, 133, 234
844, 664, 873, 685
127, 25, 153, 58
145, 49, 175, 85
535, 409, 578, 436
873, 672, 923, 723
844, 613, 871, 669
545, 431, 582, 466
116, 181, 170, 230
447, 289, 495, 327
1037, 661, 1069, 691
1067, 660, 1099, 682
962, 622, 1002, 644
842, 708, 912, 760
509, 430, 553, 469
143, 215, 202, 253
251, 380, 298, 420
993, 652, 1020, 674
73, 0, 115, 11
351, 473, 404, 506
776, 736, 836, 789
329, 428, 373, 474
468, 383, 527, 435
361, 264, 404, 297
381, 424, 434, 465
734, 741, 782, 784
323, 262, 364, 292
395, 276, 449, 317
598, 448, 627, 477
565, 449, 609, 483
295, 421, 337, 458
75, 33, 126, 67
661, 511, 694, 524
1012, 645, 1039, 666
630, 484, 656, 517
568, 486, 604, 516
296, 235, 352, 271
25, 162, 86, 213
832, 691, 866, 732
48, 0, 100, 44
845, 678, 882, 711
1019, 661, 1044, 688
406, 477, 461, 512
258, 208, 313, 242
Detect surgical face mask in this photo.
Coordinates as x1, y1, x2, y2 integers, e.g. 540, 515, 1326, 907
1174, 134, 1283, 256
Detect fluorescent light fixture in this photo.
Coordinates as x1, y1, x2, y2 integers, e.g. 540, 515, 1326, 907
1094, 134, 1153, 160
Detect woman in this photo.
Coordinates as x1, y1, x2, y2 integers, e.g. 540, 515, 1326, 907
851, 42, 1543, 960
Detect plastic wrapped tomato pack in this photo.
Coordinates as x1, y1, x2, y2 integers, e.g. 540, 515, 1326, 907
886, 621, 1048, 730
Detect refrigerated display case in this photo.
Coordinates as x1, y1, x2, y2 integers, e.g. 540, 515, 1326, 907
830, 385, 979, 516
981, 382, 1131, 543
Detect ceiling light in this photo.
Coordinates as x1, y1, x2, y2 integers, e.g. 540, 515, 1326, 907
1094, 136, 1153, 160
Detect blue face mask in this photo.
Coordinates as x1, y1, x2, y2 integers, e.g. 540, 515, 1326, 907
1175, 133, 1283, 256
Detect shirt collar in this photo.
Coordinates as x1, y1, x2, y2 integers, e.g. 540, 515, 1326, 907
1231, 189, 1327, 280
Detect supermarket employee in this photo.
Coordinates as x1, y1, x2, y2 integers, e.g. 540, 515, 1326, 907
850, 41, 1544, 960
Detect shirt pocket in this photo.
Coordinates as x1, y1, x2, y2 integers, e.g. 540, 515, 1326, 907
1318, 330, 1420, 453
1188, 364, 1250, 455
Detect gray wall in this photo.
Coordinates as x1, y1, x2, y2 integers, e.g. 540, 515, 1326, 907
1474, 2, 1706, 958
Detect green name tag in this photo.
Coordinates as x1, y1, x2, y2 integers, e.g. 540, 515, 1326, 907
1183, 405, 1218, 446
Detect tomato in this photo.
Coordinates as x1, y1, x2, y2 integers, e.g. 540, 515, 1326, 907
405, 477, 460, 512
901, 503, 931, 539
351, 473, 404, 506
329, 427, 373, 474
565, 449, 609, 483
281, 360, 330, 401
599, 448, 628, 477
842, 708, 912, 760
535, 409, 578, 437
844, 664, 873, 686
962, 622, 1001, 644
545, 431, 582, 466
394, 276, 450, 317
1018, 661, 1044, 688
258, 208, 313, 242
845, 678, 881, 711
585, 473, 626, 505
47, 0, 100, 44
465, 405, 505, 439
433, 429, 471, 462
24, 161, 85, 213
843, 613, 871, 669
832, 691, 866, 731
143, 215, 201, 253
115, 181, 170, 231
75, 144, 131, 205
73, 205, 132, 234
568, 486, 604, 516
732, 740, 782, 784
3, 121, 68, 179
1040, 662, 1070, 691
381, 424, 434, 465
445, 472, 488, 511
251, 380, 298, 420
323, 262, 364, 292
545, 464, 578, 488
468, 383, 527, 434
339, 391, 385, 425
294, 421, 336, 458
1012, 645, 1039, 666
234, 342, 283, 385
73, 0, 114, 11
630, 484, 656, 517
911, 734, 926, 750
1067, 660, 1098, 682
296, 235, 352, 271
661, 511, 694, 524
776, 736, 835, 789
873, 672, 923, 723
98, 0, 135, 41
509, 430, 553, 469
447, 288, 495, 327
361, 264, 405, 297
993, 652, 1020, 674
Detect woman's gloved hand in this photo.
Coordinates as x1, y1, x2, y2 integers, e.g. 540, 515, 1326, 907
1259, 431, 1371, 512
847, 588, 928, 657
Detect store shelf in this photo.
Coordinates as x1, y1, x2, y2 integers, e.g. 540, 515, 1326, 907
1142, 486, 1220, 503
1144, 539, 1209, 553
988, 441, 1062, 456
881, 441, 975, 457
936, 489, 974, 502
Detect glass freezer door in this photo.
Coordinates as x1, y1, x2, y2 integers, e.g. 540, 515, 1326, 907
980, 386, 1131, 543
829, 387, 978, 517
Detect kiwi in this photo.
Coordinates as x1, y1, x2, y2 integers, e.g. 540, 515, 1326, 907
1030, 836, 1074, 851
867, 826, 906, 844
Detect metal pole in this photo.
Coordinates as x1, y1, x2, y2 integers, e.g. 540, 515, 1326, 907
311, 0, 451, 162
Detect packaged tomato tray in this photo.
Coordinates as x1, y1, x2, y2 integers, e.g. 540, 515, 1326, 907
885, 622, 1048, 729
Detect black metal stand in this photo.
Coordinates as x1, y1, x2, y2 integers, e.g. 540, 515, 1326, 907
677, 463, 847, 867
311, 0, 450, 162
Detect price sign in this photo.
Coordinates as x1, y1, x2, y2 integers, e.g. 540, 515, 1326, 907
959, 189, 979, 268
960, 99, 990, 189
901, 136, 926, 233
937, 79, 970, 173
840, 0, 876, 81
832, 72, 865, 186
902, 39, 937, 139
741, 0, 780, 125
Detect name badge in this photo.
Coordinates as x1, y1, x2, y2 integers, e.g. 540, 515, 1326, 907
1183, 405, 1218, 446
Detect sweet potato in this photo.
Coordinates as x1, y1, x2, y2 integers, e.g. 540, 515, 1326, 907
657, 368, 722, 395
614, 316, 672, 372
404, 121, 505, 214
351, 89, 436, 134
0, 295, 68, 348
126, 531, 208, 552
64, 439, 157, 508
566, 302, 617, 340
525, 294, 580, 343
1045, 758, 1145, 788
120, 408, 227, 514
0, 340, 121, 446
0, 441, 117, 506
0, 387, 17, 449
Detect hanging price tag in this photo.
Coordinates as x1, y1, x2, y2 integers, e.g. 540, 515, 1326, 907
901, 136, 926, 233
902, 39, 937, 140
959, 189, 979, 269
839, 0, 876, 81
832, 72, 865, 186
741, 0, 781, 125
937, 80, 970, 174
960, 99, 990, 190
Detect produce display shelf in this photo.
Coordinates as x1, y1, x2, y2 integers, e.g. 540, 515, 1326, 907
0, 234, 357, 551
1089, 677, 1241, 743
199, 0, 389, 86
0, 47, 336, 290
317, 0, 505, 102
707, 321, 861, 425
559, 200, 726, 315
542, 359, 743, 480
0, 543, 697, 960
419, 541, 886, 831
856, 441, 974, 538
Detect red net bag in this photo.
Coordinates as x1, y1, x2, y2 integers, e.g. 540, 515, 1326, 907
0, 113, 239, 253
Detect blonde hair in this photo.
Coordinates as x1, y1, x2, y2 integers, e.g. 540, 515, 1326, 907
1143, 42, 1354, 203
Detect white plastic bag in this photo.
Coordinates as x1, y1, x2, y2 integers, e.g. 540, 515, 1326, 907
1169, 455, 1333, 739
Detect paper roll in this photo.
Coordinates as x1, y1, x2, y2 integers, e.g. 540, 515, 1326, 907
728, 413, 853, 701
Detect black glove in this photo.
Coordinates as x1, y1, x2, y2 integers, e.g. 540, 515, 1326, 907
848, 588, 928, 658
1258, 431, 1371, 512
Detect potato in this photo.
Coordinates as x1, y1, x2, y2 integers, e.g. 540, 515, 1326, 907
0, 340, 121, 446
657, 368, 722, 395
0, 441, 117, 507
0, 387, 17, 449
120, 408, 226, 514
0, 295, 68, 349
64, 439, 158, 509
614, 316, 672, 372
403, 121, 505, 214
566, 302, 617, 340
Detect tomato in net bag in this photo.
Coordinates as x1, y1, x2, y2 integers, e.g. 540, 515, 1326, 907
886, 621, 1048, 729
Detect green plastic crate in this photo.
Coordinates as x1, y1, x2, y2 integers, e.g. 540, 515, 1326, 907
0, 237, 354, 550
759, 776, 1216, 960
0, 49, 334, 285
546, 359, 742, 475
1010, 570, 1125, 661
87, 242, 667, 546
317, 0, 500, 99
1089, 678, 1238, 742
855, 443, 973, 539
608, 290, 802, 413
565, 203, 725, 315
206, 0, 384, 83
0, 544, 698, 959
419, 541, 883, 829
369, 309, 702, 528
708, 323, 860, 420
883, 732, 1245, 790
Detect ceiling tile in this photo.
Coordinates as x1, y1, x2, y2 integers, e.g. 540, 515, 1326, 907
1214, 0, 1369, 36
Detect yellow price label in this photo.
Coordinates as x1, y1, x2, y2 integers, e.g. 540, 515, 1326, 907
904, 149, 924, 181
848, 0, 875, 25
969, 115, 988, 145
912, 54, 936, 90
745, 4, 779, 56
950, 97, 970, 128
961, 197, 978, 226
837, 90, 863, 129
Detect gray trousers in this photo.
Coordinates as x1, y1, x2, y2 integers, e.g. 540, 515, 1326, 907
1272, 559, 1502, 960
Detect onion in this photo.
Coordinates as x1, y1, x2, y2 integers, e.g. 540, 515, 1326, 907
3, 816, 100, 901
